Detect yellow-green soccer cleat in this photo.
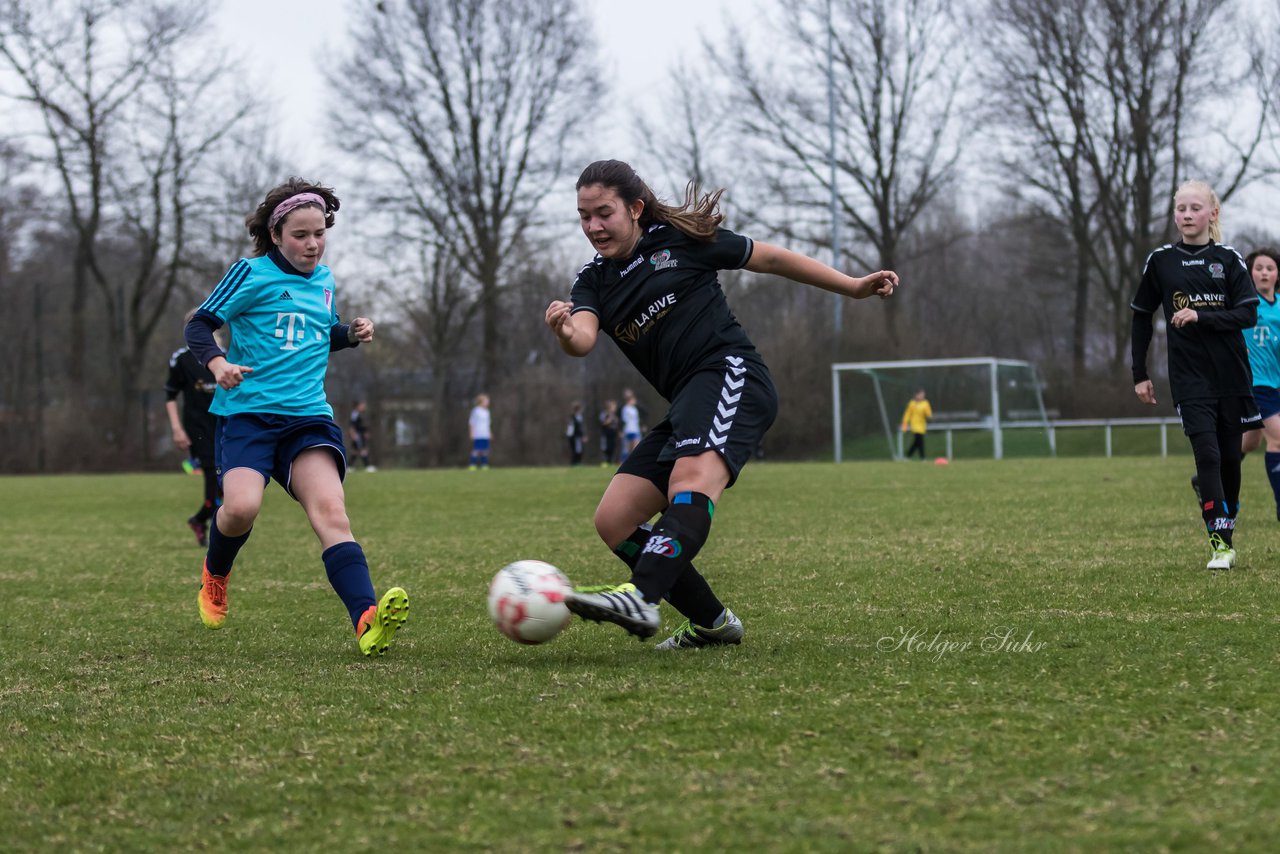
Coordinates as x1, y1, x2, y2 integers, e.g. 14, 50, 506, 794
197, 561, 229, 629
357, 587, 409, 656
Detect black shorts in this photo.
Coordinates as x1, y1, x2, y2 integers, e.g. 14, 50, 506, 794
1177, 396, 1261, 436
618, 354, 778, 492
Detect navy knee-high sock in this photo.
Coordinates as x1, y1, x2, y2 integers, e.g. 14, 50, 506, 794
1264, 452, 1280, 517
615, 523, 724, 627
629, 492, 715, 607
205, 510, 251, 576
323, 541, 377, 629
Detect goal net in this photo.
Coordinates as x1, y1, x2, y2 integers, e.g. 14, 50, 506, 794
831, 358, 1053, 461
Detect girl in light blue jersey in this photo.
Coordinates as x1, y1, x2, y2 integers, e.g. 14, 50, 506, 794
184, 178, 408, 656
1240, 248, 1280, 518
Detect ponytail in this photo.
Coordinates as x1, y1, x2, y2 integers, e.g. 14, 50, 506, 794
577, 160, 724, 242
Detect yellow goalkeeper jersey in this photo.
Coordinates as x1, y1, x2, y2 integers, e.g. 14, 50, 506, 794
901, 399, 933, 434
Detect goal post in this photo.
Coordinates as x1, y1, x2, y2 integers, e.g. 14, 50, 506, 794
831, 358, 1053, 462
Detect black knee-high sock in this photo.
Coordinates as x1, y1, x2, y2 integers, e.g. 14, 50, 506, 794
629, 492, 715, 606
614, 524, 724, 627
1190, 431, 1233, 546
206, 509, 251, 576
1219, 427, 1243, 542
195, 467, 219, 523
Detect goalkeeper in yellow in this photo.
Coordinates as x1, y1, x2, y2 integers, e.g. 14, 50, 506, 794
900, 389, 933, 460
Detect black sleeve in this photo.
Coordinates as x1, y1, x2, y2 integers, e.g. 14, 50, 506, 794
164, 351, 184, 401
1131, 310, 1154, 384
569, 262, 601, 318
329, 322, 356, 352
700, 228, 755, 270
184, 311, 225, 368
1196, 301, 1257, 332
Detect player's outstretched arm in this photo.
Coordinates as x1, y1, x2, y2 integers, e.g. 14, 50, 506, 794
546, 300, 598, 357
745, 242, 899, 299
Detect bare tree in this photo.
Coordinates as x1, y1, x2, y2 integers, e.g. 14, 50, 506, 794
982, 0, 1277, 381
716, 0, 968, 343
397, 234, 481, 466
331, 0, 599, 390
0, 0, 260, 455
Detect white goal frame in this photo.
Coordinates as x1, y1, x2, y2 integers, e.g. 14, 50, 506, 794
831, 357, 1052, 462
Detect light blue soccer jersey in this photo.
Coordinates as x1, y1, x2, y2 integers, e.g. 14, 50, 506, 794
1247, 293, 1280, 389
198, 255, 341, 417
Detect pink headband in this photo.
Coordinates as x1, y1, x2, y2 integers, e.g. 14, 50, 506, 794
268, 192, 327, 231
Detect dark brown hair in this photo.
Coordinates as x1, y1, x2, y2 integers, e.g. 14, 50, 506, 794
1246, 247, 1280, 274
245, 178, 341, 257
576, 160, 724, 241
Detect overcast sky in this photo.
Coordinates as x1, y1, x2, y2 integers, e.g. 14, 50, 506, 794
210, 0, 1275, 246
214, 0, 741, 173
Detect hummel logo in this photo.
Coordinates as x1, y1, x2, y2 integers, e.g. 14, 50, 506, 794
278, 290, 292, 300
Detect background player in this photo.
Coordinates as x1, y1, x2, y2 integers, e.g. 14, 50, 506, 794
184, 177, 408, 655
598, 398, 621, 466
468, 393, 491, 469
1239, 247, 1280, 518
545, 159, 898, 648
900, 388, 932, 460
1131, 180, 1259, 570
164, 309, 223, 546
348, 400, 376, 471
620, 390, 641, 460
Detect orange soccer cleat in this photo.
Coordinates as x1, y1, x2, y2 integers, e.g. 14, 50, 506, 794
197, 561, 229, 629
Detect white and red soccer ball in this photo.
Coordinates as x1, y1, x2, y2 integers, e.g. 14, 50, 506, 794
487, 560, 572, 644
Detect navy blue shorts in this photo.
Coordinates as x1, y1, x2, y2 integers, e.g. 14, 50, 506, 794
1177, 396, 1261, 437
215, 413, 347, 499
618, 354, 778, 492
1253, 386, 1280, 421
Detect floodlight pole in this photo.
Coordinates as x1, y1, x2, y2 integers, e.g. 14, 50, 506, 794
827, 0, 842, 340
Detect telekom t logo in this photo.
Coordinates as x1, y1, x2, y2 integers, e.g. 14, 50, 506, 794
275, 312, 306, 350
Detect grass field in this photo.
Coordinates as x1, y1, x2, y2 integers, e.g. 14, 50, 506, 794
2, 458, 1279, 852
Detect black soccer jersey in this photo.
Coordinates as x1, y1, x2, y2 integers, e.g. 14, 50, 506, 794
164, 347, 218, 441
569, 225, 759, 400
1130, 241, 1257, 403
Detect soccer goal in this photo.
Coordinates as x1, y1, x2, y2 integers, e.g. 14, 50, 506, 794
831, 358, 1053, 462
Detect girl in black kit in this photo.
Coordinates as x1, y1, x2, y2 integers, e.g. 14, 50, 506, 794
1131, 180, 1260, 570
545, 159, 899, 647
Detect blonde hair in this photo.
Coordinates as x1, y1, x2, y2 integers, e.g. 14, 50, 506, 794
1175, 180, 1222, 242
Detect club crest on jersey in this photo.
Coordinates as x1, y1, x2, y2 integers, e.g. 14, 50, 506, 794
1209, 262, 1224, 279
642, 535, 682, 558
649, 249, 678, 271
324, 288, 333, 311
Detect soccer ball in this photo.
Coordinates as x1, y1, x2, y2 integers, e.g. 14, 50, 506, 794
487, 560, 572, 645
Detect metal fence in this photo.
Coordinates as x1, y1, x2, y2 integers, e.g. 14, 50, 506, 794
898, 416, 1185, 460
